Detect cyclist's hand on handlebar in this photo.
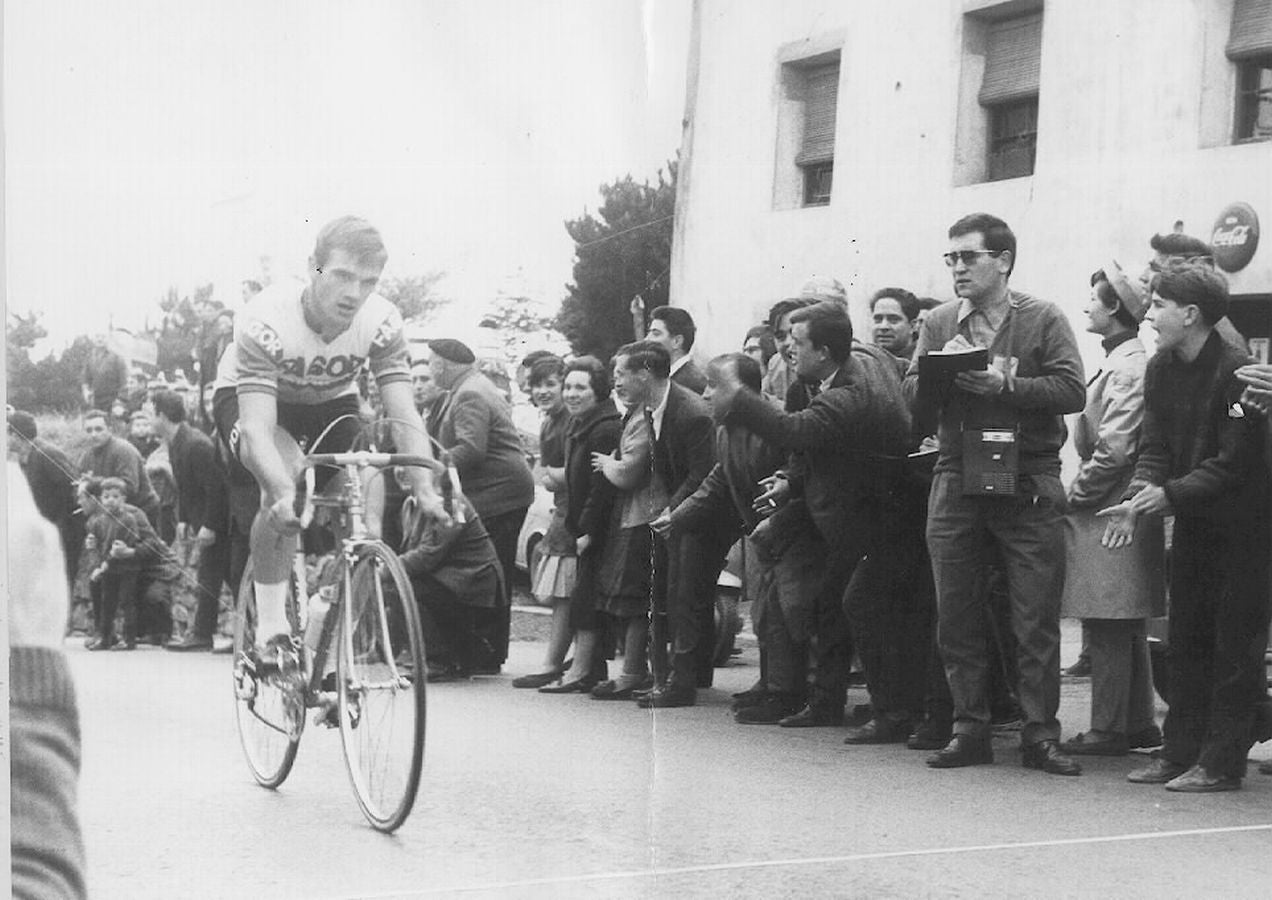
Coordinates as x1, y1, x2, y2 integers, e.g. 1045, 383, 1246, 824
265, 493, 304, 536
413, 489, 453, 529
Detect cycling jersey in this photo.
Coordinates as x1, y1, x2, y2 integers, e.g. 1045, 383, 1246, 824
217, 278, 411, 405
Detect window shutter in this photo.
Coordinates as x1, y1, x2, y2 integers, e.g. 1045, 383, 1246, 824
1228, 0, 1272, 60
796, 64, 839, 166
979, 13, 1043, 105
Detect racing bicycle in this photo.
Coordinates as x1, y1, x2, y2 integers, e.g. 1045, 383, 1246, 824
231, 449, 438, 833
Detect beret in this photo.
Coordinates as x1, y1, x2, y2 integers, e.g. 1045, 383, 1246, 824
427, 338, 476, 365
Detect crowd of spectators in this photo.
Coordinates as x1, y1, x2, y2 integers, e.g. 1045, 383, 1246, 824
492, 212, 1272, 793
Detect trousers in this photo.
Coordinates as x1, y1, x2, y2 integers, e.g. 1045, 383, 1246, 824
1162, 515, 1272, 778
926, 471, 1065, 745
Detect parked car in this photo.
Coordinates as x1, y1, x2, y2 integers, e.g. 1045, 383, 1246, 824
513, 483, 554, 581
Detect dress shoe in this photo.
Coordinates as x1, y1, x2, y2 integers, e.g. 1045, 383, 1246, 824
636, 685, 696, 708
1127, 754, 1190, 784
166, 634, 213, 652
843, 717, 913, 745
906, 719, 953, 751
732, 678, 765, 703
511, 670, 563, 689
1164, 764, 1241, 793
539, 677, 594, 694
631, 683, 663, 701
426, 664, 467, 683
591, 675, 653, 701
1060, 731, 1129, 757
734, 694, 802, 725
1021, 739, 1082, 776
1127, 725, 1163, 750
778, 704, 844, 728
1063, 657, 1092, 678
847, 703, 874, 727
926, 734, 993, 768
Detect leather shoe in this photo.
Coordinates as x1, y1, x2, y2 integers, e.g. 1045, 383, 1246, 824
1164, 764, 1241, 793
731, 678, 765, 703
637, 685, 696, 708
843, 718, 912, 745
1063, 657, 1092, 677
734, 694, 802, 725
591, 675, 654, 701
778, 704, 844, 728
511, 670, 563, 689
1127, 725, 1163, 749
926, 734, 993, 768
166, 634, 213, 652
1127, 754, 1189, 784
539, 677, 594, 694
1021, 739, 1082, 776
1060, 731, 1129, 757
906, 719, 952, 751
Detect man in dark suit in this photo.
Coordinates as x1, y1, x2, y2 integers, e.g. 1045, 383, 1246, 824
648, 306, 708, 395
714, 302, 913, 727
611, 340, 717, 707
150, 389, 232, 651
429, 338, 535, 671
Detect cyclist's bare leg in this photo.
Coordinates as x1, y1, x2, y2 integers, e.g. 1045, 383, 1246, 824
243, 427, 306, 651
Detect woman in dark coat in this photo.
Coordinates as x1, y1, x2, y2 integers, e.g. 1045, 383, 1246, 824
538, 356, 622, 693
512, 356, 576, 687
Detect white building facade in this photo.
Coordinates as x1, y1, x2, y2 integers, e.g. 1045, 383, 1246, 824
669, 0, 1272, 370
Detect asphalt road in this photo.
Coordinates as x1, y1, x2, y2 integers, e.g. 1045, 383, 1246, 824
70, 620, 1272, 899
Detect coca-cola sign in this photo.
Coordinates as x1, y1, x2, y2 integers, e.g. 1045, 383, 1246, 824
1211, 202, 1259, 273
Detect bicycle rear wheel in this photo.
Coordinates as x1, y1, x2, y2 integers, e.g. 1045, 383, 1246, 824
336, 541, 427, 832
232, 563, 305, 788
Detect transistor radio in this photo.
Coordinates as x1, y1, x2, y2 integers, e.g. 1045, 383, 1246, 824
962, 427, 1018, 496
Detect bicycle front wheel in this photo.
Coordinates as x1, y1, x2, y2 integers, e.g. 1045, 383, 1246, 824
336, 541, 427, 832
232, 563, 305, 788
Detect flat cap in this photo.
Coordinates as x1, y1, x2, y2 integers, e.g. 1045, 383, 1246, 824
427, 338, 476, 365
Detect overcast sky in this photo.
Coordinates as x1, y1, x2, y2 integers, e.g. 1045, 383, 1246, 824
5, 0, 690, 350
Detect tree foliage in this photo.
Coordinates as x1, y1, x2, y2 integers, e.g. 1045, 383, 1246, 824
479, 294, 559, 364
6, 312, 88, 412
377, 271, 450, 323
555, 161, 676, 360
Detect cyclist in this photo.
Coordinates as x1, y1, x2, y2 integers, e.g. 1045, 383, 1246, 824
212, 215, 446, 658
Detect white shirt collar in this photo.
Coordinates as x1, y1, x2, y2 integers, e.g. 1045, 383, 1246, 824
648, 381, 672, 439
668, 354, 691, 377
819, 367, 841, 395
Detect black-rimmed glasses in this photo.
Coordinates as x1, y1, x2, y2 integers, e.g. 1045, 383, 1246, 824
942, 250, 1004, 267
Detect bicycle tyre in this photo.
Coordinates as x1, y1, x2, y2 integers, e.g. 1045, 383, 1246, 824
336, 541, 427, 832
232, 562, 305, 789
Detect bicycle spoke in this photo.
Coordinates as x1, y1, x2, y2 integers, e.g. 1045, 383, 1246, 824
337, 543, 426, 832
232, 566, 304, 789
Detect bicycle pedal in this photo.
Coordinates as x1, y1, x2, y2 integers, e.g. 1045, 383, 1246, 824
313, 694, 340, 729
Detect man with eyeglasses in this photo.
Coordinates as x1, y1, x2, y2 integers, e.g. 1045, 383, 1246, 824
906, 213, 1086, 776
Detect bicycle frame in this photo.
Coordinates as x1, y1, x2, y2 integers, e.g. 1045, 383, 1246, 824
297, 451, 441, 704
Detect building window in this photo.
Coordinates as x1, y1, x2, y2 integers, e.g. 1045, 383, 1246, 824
1228, 0, 1272, 142
803, 162, 834, 206
1235, 57, 1272, 141
979, 11, 1042, 181
795, 61, 839, 206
